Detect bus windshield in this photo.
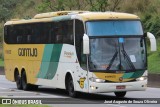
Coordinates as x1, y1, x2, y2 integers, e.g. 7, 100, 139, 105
86, 20, 143, 36
89, 37, 147, 71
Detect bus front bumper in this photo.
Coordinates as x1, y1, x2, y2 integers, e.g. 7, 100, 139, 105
89, 80, 147, 93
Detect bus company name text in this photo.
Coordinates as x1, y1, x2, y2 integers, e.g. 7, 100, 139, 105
18, 48, 38, 57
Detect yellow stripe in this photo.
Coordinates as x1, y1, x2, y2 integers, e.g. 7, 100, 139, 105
94, 72, 134, 82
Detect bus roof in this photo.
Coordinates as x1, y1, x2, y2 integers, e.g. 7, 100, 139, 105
78, 12, 140, 21
4, 11, 140, 26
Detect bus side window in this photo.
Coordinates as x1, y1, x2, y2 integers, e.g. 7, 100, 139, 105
75, 20, 87, 70
49, 30, 55, 43
10, 25, 17, 44
4, 26, 9, 43
25, 24, 32, 43
16, 25, 23, 44
45, 22, 55, 44
17, 36, 22, 43
55, 22, 63, 44
62, 20, 74, 45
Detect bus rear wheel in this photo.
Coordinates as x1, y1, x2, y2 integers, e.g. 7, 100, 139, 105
15, 71, 22, 90
67, 76, 77, 98
114, 91, 126, 98
21, 71, 31, 91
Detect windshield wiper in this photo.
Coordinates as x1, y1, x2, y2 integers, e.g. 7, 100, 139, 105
106, 51, 118, 70
121, 44, 136, 70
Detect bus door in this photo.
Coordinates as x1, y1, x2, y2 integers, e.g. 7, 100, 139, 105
74, 19, 88, 92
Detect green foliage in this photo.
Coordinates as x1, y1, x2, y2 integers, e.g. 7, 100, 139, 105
86, 0, 109, 11
24, 0, 35, 8
0, 5, 11, 22
36, 0, 66, 12
36, 0, 52, 12
142, 14, 160, 37
0, 0, 18, 22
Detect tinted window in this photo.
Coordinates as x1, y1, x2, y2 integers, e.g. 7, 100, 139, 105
86, 20, 143, 36
55, 20, 73, 44
4, 20, 74, 45
75, 20, 87, 70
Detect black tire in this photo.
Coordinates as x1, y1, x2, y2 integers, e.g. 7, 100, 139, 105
15, 72, 22, 90
67, 76, 77, 98
21, 71, 31, 91
114, 91, 126, 98
31, 85, 38, 90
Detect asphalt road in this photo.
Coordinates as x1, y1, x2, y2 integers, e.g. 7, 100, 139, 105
0, 75, 160, 107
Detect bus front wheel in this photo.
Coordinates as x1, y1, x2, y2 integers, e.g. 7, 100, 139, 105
67, 76, 77, 98
114, 91, 126, 98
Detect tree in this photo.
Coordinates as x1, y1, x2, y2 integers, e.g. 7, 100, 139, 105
108, 0, 122, 11
0, 0, 18, 22
0, 6, 11, 22
37, 0, 65, 12
86, 0, 109, 11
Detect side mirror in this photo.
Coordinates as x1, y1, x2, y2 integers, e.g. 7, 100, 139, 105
83, 34, 90, 54
147, 32, 157, 51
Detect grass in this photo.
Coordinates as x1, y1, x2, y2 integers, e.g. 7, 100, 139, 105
0, 59, 3, 67
148, 52, 160, 74
147, 39, 160, 74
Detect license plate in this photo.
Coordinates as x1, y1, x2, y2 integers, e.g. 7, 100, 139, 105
116, 85, 126, 89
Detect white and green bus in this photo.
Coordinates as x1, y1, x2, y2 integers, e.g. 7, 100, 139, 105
4, 11, 156, 97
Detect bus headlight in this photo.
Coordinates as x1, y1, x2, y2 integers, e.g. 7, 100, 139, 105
89, 77, 105, 83
136, 76, 147, 81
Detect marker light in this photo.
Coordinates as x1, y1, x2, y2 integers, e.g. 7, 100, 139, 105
90, 86, 96, 90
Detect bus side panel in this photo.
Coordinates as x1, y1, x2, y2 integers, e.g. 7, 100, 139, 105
58, 44, 88, 92
4, 43, 45, 84
35, 44, 88, 92
4, 60, 15, 81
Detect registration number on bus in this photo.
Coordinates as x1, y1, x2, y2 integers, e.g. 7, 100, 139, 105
116, 85, 126, 89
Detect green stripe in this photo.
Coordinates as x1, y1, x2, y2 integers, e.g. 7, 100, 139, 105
122, 70, 145, 79
37, 44, 63, 79
44, 44, 62, 79
122, 72, 134, 79
37, 44, 54, 78
130, 70, 145, 78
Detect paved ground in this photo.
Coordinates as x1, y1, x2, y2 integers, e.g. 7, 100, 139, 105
0, 66, 160, 107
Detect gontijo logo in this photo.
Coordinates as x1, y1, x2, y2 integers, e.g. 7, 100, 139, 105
18, 48, 38, 57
